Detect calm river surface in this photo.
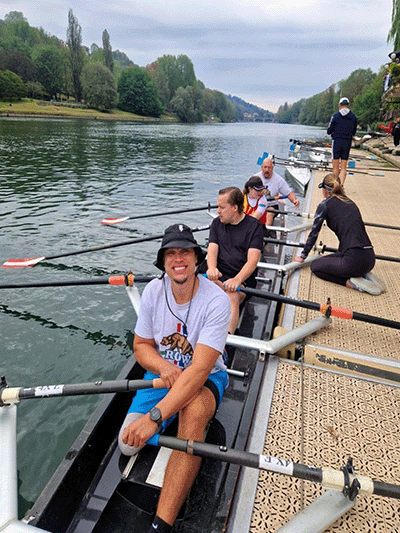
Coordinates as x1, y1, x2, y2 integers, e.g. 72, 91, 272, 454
0, 117, 326, 515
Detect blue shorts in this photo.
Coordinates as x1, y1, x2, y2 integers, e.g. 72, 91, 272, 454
127, 369, 229, 430
332, 138, 352, 160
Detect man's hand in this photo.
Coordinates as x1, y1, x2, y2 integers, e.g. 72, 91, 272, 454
122, 414, 158, 449
206, 267, 222, 282
160, 364, 183, 389
223, 277, 242, 292
292, 198, 300, 209
294, 256, 304, 263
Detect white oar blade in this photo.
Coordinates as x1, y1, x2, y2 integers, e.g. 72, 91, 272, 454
101, 216, 130, 225
2, 256, 46, 268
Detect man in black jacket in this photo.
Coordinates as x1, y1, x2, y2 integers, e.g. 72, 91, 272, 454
327, 97, 357, 185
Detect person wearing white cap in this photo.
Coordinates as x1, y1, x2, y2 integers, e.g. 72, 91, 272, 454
327, 97, 357, 185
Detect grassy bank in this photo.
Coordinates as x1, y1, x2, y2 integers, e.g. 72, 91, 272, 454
0, 99, 178, 122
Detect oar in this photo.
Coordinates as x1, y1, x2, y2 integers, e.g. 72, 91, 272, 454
0, 273, 155, 290
102, 204, 218, 225
348, 161, 398, 172
266, 194, 289, 201
147, 434, 400, 500
237, 286, 400, 330
263, 238, 400, 263
1, 224, 210, 269
266, 208, 400, 231
348, 170, 385, 177
0, 376, 166, 406
270, 154, 388, 176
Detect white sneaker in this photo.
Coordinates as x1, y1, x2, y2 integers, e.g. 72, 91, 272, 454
364, 271, 387, 293
349, 277, 382, 295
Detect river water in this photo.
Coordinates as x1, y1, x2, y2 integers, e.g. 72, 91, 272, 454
0, 117, 326, 516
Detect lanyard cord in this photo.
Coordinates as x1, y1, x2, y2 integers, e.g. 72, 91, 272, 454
163, 275, 197, 337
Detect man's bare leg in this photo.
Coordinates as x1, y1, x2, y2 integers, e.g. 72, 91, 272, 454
154, 388, 216, 526
339, 159, 348, 185
227, 291, 246, 334
332, 159, 340, 178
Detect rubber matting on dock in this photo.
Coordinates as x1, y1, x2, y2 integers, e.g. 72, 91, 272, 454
250, 360, 400, 532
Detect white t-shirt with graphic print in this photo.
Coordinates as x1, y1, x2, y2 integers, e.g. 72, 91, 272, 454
135, 274, 230, 373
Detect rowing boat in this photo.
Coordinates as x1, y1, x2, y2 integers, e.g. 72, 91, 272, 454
285, 164, 314, 188
2, 217, 290, 533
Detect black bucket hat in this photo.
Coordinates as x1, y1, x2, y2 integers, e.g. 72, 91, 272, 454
154, 224, 207, 271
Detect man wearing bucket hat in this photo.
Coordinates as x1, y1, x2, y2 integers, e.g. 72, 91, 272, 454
327, 97, 358, 185
119, 223, 230, 533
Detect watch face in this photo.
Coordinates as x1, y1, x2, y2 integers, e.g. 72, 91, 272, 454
150, 407, 162, 426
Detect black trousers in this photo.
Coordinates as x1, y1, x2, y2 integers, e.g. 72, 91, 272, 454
310, 248, 375, 286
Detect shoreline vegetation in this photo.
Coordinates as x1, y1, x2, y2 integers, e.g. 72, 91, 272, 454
0, 99, 179, 122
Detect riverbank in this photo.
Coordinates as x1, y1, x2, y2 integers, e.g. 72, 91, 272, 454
0, 99, 178, 122
362, 136, 400, 168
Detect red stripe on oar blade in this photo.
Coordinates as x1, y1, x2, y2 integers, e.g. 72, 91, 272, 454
101, 217, 130, 225
2, 257, 46, 268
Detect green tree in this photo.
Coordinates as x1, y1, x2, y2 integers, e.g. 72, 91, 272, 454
32, 44, 63, 99
146, 61, 170, 107
81, 62, 117, 111
388, 0, 400, 50
316, 85, 335, 125
0, 49, 36, 82
67, 9, 84, 102
102, 29, 114, 73
157, 54, 196, 104
201, 88, 216, 116
298, 93, 322, 125
171, 86, 202, 122
214, 90, 236, 122
0, 69, 26, 100
26, 80, 46, 99
353, 70, 383, 128
118, 66, 163, 117
338, 68, 376, 105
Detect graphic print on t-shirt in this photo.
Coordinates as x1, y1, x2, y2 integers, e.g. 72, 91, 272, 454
160, 327, 194, 369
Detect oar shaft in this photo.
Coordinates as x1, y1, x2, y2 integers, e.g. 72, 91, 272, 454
44, 225, 209, 260
239, 287, 400, 330
0, 275, 155, 290
0, 378, 165, 405
149, 435, 400, 500
263, 239, 400, 263
103, 204, 218, 223
2, 224, 210, 267
267, 209, 400, 231
321, 245, 400, 263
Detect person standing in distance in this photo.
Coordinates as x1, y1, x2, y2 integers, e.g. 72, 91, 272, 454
327, 97, 357, 185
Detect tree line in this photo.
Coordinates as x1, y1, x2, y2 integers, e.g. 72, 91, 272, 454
0, 10, 236, 122
274, 67, 386, 130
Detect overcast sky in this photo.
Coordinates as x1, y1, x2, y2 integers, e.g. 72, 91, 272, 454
1, 0, 395, 111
